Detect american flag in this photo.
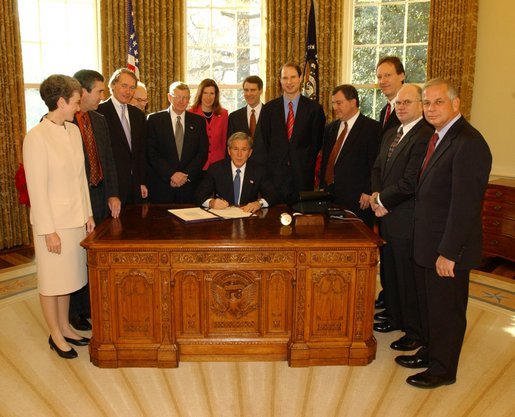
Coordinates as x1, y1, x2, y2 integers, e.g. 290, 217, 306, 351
303, 0, 319, 102
127, 0, 140, 78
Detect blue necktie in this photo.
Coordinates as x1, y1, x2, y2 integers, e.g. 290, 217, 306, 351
233, 168, 241, 206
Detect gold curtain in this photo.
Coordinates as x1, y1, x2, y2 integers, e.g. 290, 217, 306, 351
427, 0, 478, 119
0, 0, 30, 249
100, 0, 185, 112
265, 0, 344, 119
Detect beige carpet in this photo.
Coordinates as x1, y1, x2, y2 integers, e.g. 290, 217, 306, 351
0, 267, 513, 417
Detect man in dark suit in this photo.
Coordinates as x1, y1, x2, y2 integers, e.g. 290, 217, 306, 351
369, 84, 432, 345
70, 69, 121, 331
146, 81, 208, 203
376, 56, 404, 134
196, 132, 278, 213
97, 68, 147, 206
319, 84, 380, 227
227, 75, 263, 139
395, 79, 492, 389
253, 62, 325, 203
375, 56, 405, 310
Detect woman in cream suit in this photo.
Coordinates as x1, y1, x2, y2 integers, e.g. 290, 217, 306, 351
23, 75, 95, 359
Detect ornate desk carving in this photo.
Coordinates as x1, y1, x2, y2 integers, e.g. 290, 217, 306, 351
82, 205, 382, 368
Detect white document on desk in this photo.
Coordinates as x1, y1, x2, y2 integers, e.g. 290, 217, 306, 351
168, 207, 221, 223
208, 206, 253, 219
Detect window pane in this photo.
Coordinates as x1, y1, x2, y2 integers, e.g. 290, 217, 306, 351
213, 48, 236, 83
24, 88, 47, 130
378, 45, 404, 60
407, 1, 430, 43
405, 45, 427, 83
19, 0, 99, 128
212, 10, 236, 47
352, 47, 377, 84
187, 0, 261, 113
357, 88, 375, 119
188, 48, 211, 84
380, 4, 405, 44
354, 6, 378, 46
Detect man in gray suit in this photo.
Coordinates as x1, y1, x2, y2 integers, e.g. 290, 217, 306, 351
70, 69, 121, 331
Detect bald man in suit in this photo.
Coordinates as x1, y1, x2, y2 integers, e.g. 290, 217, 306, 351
370, 84, 433, 347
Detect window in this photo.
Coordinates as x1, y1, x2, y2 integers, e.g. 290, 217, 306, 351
186, 0, 262, 113
349, 0, 430, 118
18, 0, 100, 129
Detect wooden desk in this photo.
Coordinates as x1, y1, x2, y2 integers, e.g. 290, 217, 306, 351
82, 205, 382, 368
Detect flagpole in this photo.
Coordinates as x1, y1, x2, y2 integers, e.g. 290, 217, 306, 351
303, 0, 319, 102
127, 0, 140, 79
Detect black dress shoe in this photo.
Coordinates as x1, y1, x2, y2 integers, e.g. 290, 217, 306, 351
64, 336, 90, 346
70, 314, 92, 331
373, 321, 399, 333
375, 299, 386, 309
48, 336, 78, 359
390, 336, 424, 351
407, 370, 456, 389
395, 354, 429, 369
374, 310, 389, 321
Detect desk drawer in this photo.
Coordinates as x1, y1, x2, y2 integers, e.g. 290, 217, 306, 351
482, 200, 515, 219
483, 233, 515, 261
482, 216, 515, 237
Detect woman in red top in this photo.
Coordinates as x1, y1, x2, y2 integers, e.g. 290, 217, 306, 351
189, 79, 228, 170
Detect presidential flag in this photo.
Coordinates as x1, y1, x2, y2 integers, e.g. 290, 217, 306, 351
303, 0, 319, 102
127, 0, 140, 78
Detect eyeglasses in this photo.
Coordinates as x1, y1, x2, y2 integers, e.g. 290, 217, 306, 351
422, 99, 449, 107
395, 99, 421, 107
134, 97, 148, 103
173, 95, 190, 102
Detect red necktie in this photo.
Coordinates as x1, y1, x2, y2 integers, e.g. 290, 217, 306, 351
420, 133, 439, 176
324, 121, 348, 186
76, 111, 103, 186
286, 101, 294, 140
383, 103, 391, 126
249, 109, 256, 138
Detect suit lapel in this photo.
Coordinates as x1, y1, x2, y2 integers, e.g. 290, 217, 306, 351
223, 161, 236, 205
107, 99, 131, 152
418, 118, 464, 184
384, 126, 413, 176
336, 115, 361, 163
164, 110, 180, 160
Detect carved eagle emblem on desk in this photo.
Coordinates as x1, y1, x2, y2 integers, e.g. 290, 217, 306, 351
210, 281, 258, 319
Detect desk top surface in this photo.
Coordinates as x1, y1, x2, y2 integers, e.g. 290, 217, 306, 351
82, 205, 382, 249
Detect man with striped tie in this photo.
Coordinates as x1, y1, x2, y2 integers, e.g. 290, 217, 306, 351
253, 62, 325, 204
370, 84, 433, 342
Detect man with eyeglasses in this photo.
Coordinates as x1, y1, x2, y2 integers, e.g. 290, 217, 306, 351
97, 68, 148, 205
369, 84, 433, 351
146, 81, 208, 203
130, 82, 149, 113
396, 78, 492, 389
